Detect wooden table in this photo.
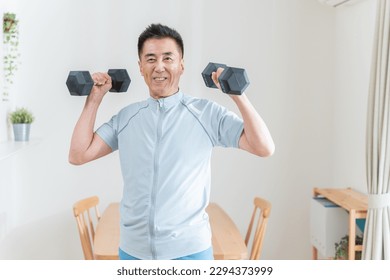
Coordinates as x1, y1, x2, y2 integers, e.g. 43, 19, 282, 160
93, 202, 247, 260
93, 202, 120, 260
312, 188, 368, 260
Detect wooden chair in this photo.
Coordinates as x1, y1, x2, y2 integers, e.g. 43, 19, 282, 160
73, 196, 101, 260
245, 197, 272, 259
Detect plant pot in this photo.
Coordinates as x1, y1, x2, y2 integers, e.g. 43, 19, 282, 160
12, 123, 31, 142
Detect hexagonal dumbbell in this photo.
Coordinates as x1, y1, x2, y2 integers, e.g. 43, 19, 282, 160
201, 62, 250, 95
66, 69, 131, 96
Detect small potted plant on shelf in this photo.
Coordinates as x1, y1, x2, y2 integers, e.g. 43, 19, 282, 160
9, 107, 34, 141
334, 234, 363, 260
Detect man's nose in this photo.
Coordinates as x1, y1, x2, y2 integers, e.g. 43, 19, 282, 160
155, 60, 165, 72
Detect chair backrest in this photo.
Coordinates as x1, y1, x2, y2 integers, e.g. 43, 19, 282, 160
73, 196, 101, 260
245, 197, 272, 260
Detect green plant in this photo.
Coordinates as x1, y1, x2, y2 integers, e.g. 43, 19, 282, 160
9, 107, 34, 124
334, 234, 363, 260
3, 12, 20, 101
3, 12, 18, 34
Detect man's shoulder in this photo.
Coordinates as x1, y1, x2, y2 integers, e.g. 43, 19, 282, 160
117, 99, 149, 117
182, 94, 218, 109
181, 94, 224, 114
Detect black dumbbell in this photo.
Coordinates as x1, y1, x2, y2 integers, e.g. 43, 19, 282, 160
201, 62, 250, 95
66, 69, 131, 96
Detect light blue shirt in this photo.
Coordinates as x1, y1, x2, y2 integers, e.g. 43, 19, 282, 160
96, 91, 244, 259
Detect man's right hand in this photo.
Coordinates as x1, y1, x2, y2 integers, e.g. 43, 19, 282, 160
90, 72, 112, 100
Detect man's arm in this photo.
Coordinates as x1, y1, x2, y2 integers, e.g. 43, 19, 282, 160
69, 72, 113, 165
231, 94, 274, 157
212, 69, 275, 157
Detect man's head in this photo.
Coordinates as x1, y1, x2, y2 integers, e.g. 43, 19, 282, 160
138, 24, 185, 99
138, 23, 184, 59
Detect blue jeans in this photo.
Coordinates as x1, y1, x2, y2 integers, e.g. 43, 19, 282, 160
119, 247, 214, 260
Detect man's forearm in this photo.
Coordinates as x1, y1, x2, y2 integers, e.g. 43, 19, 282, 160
231, 94, 275, 157
69, 95, 103, 164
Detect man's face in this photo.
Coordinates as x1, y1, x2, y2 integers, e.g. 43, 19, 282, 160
139, 37, 184, 99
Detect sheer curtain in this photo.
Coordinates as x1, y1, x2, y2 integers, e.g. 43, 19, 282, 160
364, 0, 390, 260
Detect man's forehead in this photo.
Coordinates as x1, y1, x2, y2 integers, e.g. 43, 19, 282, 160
141, 38, 181, 56
144, 52, 174, 57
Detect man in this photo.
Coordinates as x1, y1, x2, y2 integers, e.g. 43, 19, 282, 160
69, 23, 274, 260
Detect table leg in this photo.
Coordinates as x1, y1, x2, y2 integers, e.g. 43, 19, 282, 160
312, 246, 318, 260
348, 209, 356, 260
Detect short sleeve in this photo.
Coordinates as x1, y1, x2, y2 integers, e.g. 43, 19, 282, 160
216, 109, 244, 148
185, 98, 244, 148
96, 115, 119, 151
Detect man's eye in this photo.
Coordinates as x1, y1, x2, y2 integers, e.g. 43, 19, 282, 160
147, 58, 156, 62
165, 57, 173, 61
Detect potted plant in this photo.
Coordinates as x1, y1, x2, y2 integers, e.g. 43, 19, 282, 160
334, 234, 363, 260
9, 107, 34, 141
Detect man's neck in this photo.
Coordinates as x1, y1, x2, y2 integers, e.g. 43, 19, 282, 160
150, 88, 180, 99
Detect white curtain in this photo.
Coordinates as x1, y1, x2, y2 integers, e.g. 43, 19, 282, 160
364, 0, 390, 260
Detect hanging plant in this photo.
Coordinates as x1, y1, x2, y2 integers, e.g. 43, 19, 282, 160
3, 12, 21, 101
3, 13, 18, 34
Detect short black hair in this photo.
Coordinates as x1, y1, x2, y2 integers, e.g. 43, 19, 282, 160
138, 23, 184, 58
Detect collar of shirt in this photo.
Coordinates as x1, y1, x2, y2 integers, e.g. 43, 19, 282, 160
147, 91, 183, 112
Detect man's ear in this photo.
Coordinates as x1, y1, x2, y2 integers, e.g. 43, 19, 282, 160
180, 59, 185, 74
138, 61, 144, 76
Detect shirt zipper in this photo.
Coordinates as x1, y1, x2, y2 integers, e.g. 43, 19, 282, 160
149, 99, 164, 259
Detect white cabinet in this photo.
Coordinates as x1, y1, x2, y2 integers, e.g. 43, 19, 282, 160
310, 197, 349, 258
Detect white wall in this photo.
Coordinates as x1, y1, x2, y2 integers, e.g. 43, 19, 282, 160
332, 1, 376, 192
0, 0, 376, 259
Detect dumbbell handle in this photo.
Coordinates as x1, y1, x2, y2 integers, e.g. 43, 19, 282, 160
92, 70, 126, 87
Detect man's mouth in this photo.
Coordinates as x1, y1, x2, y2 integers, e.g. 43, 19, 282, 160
153, 77, 167, 81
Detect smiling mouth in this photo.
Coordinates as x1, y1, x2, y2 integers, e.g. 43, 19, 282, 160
153, 77, 167, 81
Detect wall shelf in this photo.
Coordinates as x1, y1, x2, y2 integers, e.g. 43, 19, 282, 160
0, 138, 40, 161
